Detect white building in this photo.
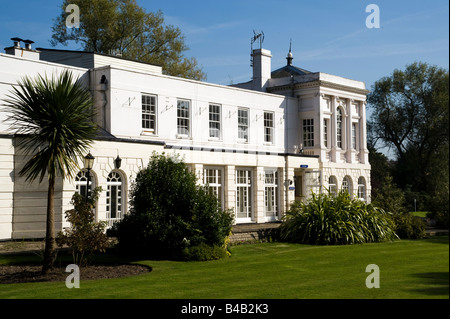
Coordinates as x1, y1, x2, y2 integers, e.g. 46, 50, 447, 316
0, 39, 370, 240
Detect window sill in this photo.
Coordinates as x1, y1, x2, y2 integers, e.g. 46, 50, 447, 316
176, 134, 191, 139
141, 131, 158, 137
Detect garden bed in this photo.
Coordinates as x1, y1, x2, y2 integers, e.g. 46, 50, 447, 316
0, 263, 151, 284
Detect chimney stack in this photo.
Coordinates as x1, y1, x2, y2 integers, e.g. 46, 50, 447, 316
4, 37, 40, 60
251, 48, 272, 92
23, 39, 34, 50
11, 37, 23, 48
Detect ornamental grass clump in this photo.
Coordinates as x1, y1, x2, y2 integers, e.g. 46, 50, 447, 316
278, 191, 398, 245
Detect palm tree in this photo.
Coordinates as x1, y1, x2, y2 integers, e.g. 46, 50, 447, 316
3, 70, 97, 274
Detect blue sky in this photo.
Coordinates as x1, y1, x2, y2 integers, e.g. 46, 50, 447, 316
0, 0, 448, 92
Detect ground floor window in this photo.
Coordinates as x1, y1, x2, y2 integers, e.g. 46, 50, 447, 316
236, 169, 252, 221
328, 175, 338, 196
342, 175, 353, 197
106, 171, 124, 227
203, 167, 223, 208
75, 169, 95, 199
358, 176, 366, 201
305, 171, 321, 196
264, 170, 279, 220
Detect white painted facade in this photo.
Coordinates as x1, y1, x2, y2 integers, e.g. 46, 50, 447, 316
0, 40, 370, 240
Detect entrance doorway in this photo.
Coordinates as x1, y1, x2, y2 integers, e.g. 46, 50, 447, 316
294, 170, 322, 201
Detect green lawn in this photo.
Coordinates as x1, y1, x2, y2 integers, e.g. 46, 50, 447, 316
411, 211, 429, 218
0, 236, 448, 299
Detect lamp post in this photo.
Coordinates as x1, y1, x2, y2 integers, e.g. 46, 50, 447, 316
83, 152, 95, 202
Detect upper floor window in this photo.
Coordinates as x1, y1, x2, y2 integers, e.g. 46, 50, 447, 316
177, 99, 190, 136
352, 123, 357, 150
209, 104, 221, 139
142, 94, 157, 133
238, 108, 249, 142
337, 108, 343, 148
303, 119, 314, 147
264, 112, 274, 144
323, 119, 329, 148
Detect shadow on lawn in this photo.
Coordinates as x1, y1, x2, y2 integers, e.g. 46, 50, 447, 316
410, 272, 449, 297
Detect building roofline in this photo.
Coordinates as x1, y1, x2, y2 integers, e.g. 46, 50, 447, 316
267, 79, 369, 96
36, 47, 163, 68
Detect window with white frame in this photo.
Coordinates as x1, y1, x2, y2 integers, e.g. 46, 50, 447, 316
106, 171, 124, 227
142, 94, 157, 133
342, 176, 352, 196
238, 108, 249, 142
236, 169, 252, 220
303, 119, 314, 147
352, 123, 357, 150
203, 168, 223, 208
264, 112, 274, 143
323, 119, 329, 148
337, 108, 343, 148
358, 177, 366, 201
75, 170, 95, 199
328, 175, 337, 196
264, 170, 278, 219
209, 104, 221, 139
177, 99, 190, 136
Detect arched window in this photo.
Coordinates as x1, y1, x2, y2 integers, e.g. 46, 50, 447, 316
328, 175, 337, 196
75, 170, 95, 198
342, 176, 352, 196
106, 171, 124, 227
336, 107, 343, 149
358, 177, 366, 201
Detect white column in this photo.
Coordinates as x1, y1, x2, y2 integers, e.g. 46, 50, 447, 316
254, 166, 265, 223
330, 95, 337, 162
225, 165, 236, 218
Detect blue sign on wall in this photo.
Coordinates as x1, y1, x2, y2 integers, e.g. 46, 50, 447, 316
300, 165, 308, 168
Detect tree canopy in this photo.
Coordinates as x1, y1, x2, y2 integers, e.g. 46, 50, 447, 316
51, 0, 206, 81
368, 62, 449, 218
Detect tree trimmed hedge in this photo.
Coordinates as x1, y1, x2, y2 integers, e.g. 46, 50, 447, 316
278, 191, 398, 245
109, 153, 234, 260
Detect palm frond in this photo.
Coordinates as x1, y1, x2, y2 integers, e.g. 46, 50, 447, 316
2, 69, 97, 183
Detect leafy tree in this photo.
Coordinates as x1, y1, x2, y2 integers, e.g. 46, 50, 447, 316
51, 0, 206, 81
367, 62, 449, 196
2, 70, 97, 274
372, 175, 406, 215
111, 153, 234, 260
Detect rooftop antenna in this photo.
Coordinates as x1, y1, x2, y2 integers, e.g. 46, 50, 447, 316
250, 30, 264, 67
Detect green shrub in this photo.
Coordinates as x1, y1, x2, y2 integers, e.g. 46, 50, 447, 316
278, 191, 398, 245
111, 153, 234, 260
181, 244, 229, 261
57, 187, 110, 266
390, 213, 426, 239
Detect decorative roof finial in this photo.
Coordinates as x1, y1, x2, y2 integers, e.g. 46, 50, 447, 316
286, 38, 293, 66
